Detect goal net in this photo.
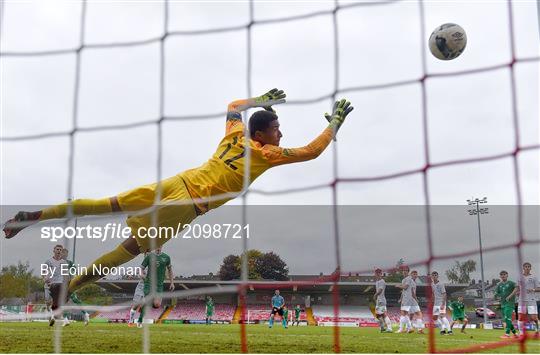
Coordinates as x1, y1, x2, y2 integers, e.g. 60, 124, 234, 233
0, 0, 538, 354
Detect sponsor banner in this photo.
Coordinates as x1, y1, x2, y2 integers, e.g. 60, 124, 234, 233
318, 321, 359, 327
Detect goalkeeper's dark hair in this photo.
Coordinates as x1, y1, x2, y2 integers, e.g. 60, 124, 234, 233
249, 110, 278, 134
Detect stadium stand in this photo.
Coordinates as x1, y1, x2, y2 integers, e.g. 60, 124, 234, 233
167, 303, 235, 321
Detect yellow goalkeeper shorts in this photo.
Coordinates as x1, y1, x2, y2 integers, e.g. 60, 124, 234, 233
117, 174, 198, 252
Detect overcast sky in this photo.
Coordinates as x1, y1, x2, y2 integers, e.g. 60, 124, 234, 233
0, 0, 538, 283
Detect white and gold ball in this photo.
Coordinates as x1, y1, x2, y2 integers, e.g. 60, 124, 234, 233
428, 23, 467, 60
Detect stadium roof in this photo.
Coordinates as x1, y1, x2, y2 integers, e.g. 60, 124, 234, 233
97, 279, 468, 296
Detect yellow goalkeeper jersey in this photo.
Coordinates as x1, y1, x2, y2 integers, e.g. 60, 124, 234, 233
181, 119, 334, 213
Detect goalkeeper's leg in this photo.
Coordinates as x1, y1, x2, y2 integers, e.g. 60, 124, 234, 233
67, 237, 139, 294
3, 180, 158, 239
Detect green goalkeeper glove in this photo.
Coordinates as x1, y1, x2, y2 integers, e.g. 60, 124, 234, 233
254, 88, 286, 107
325, 99, 353, 135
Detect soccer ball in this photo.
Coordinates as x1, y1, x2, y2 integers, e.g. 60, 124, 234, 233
428, 23, 467, 60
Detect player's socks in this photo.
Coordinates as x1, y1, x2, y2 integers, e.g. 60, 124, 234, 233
377, 317, 385, 331
40, 198, 113, 220
398, 316, 404, 331
129, 309, 136, 323
435, 318, 443, 330
282, 318, 287, 328
137, 306, 145, 324
518, 321, 524, 334
68, 244, 136, 293
398, 316, 406, 331
416, 319, 425, 333
384, 316, 392, 330
442, 317, 451, 331
406, 317, 412, 331
269, 317, 274, 328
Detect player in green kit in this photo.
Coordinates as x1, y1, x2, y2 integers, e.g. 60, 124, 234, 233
293, 305, 302, 326
136, 247, 174, 328
62, 248, 90, 326
205, 296, 214, 325
282, 306, 289, 329
448, 295, 469, 334
495, 270, 519, 338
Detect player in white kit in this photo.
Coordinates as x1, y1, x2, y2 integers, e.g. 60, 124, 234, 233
43, 245, 69, 326
517, 262, 540, 337
409, 270, 425, 333
430, 271, 451, 335
395, 265, 415, 333
373, 268, 393, 333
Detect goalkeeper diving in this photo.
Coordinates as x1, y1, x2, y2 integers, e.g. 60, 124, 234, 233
3, 89, 354, 309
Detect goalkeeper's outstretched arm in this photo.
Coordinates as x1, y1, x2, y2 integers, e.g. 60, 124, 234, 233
226, 88, 286, 134
262, 99, 353, 166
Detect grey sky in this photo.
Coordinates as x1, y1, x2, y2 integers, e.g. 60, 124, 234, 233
0, 0, 539, 282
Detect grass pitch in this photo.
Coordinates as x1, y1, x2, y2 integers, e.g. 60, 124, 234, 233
1, 322, 539, 353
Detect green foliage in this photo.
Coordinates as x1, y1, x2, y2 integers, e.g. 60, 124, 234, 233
255, 252, 289, 281
217, 254, 241, 281
217, 250, 288, 281
446, 260, 477, 284
0, 262, 43, 300
75, 284, 112, 305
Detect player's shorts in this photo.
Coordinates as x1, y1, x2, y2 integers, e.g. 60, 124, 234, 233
433, 306, 446, 316
206, 310, 214, 317
271, 307, 284, 316
132, 290, 145, 304
118, 174, 198, 253
375, 305, 387, 315
452, 315, 466, 322
401, 305, 421, 313
518, 302, 538, 315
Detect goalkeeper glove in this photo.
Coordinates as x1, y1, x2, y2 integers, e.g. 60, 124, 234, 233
254, 88, 286, 107
325, 99, 353, 135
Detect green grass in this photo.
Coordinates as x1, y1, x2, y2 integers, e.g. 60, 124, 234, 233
0, 322, 539, 353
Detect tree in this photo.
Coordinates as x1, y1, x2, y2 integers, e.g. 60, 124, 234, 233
0, 262, 43, 300
217, 250, 289, 281
445, 260, 477, 284
255, 252, 289, 281
235, 250, 264, 280
385, 258, 406, 283
76, 284, 112, 305
218, 254, 241, 280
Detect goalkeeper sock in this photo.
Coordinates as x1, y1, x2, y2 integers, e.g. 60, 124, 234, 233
68, 244, 136, 293
282, 318, 286, 327
70, 293, 83, 304
269, 317, 274, 327
40, 198, 113, 220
